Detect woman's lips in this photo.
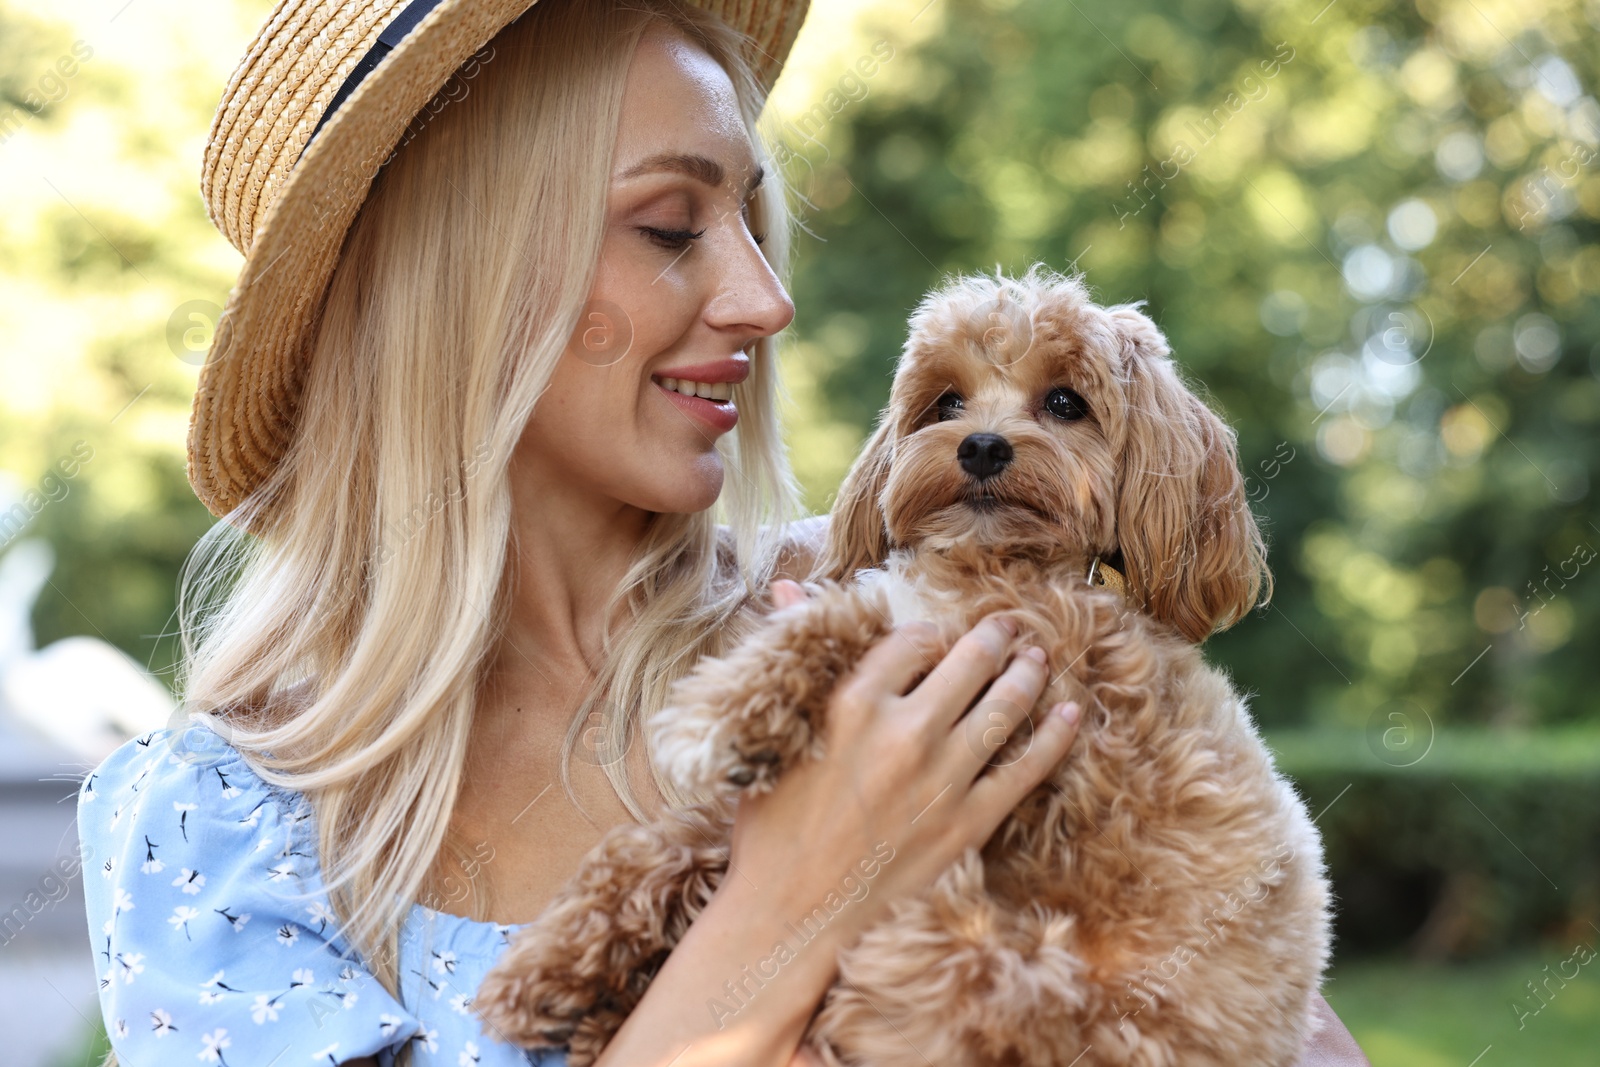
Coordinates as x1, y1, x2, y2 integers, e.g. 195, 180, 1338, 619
649, 356, 747, 436
653, 354, 749, 385
654, 379, 738, 433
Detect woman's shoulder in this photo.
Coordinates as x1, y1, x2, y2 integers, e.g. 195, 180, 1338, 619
81, 721, 295, 811
774, 513, 830, 581
710, 514, 831, 586
82, 680, 313, 802
77, 722, 313, 889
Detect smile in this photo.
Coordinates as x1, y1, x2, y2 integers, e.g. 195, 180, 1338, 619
652, 375, 739, 434
654, 375, 734, 402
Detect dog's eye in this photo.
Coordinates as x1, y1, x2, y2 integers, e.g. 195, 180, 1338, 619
935, 392, 965, 421
1044, 388, 1089, 422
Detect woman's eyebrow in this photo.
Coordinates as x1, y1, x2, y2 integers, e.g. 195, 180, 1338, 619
616, 152, 765, 194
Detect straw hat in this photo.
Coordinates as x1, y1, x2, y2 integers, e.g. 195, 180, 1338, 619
189, 0, 811, 522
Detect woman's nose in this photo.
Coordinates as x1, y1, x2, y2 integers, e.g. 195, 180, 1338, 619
706, 231, 795, 340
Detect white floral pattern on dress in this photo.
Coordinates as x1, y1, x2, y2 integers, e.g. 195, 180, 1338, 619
80, 727, 568, 1067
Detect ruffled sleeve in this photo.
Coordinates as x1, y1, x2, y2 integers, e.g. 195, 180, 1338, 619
79, 726, 423, 1067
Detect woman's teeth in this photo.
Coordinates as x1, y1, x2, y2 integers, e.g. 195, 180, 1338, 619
657, 377, 733, 402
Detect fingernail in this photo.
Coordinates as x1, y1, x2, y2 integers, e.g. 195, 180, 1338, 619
994, 616, 1018, 636
1055, 701, 1080, 725
1024, 645, 1048, 665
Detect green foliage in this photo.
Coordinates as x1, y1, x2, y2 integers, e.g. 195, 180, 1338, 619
1271, 729, 1600, 955
779, 0, 1600, 730
25, 438, 216, 687
0, 7, 75, 117
0, 0, 248, 686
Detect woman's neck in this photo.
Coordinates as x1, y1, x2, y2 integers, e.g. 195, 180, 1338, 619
440, 470, 666, 921
492, 466, 653, 688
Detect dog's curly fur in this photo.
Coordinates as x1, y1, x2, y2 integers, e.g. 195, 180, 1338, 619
476, 266, 1331, 1066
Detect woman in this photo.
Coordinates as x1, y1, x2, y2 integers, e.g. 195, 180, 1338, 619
79, 1, 1367, 1064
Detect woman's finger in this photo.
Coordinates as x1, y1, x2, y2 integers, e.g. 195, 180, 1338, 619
950, 646, 1049, 773
771, 578, 810, 610
964, 699, 1083, 822
900, 615, 1022, 730
787, 1046, 828, 1067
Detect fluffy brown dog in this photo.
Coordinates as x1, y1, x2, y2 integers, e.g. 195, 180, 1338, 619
476, 266, 1331, 1066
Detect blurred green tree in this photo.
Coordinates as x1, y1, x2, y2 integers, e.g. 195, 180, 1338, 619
0, 0, 248, 683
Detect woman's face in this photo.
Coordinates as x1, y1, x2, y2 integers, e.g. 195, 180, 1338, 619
519, 28, 793, 517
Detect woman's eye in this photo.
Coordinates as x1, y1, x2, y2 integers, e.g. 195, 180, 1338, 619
742, 205, 766, 247
935, 392, 964, 421
640, 226, 706, 251
1044, 387, 1089, 422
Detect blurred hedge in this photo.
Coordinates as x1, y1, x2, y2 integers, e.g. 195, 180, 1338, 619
1270, 729, 1600, 957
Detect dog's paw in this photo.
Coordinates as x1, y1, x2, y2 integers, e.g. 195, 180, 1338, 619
652, 584, 890, 796
654, 673, 820, 796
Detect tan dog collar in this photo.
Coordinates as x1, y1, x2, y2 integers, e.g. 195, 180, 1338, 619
1087, 557, 1128, 597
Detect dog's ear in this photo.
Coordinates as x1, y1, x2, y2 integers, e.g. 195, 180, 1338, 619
1109, 305, 1271, 642
813, 412, 895, 581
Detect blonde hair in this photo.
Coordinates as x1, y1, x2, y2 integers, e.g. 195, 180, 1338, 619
177, 0, 800, 1000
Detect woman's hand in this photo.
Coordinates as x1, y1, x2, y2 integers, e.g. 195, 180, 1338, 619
593, 579, 1084, 1067
723, 578, 1084, 960
1295, 993, 1373, 1066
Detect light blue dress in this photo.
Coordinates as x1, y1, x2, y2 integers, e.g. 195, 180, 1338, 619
78, 723, 570, 1067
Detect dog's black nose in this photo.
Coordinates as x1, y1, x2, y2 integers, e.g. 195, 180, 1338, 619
957, 433, 1013, 480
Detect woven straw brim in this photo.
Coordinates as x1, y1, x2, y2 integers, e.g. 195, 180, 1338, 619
188, 0, 810, 523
